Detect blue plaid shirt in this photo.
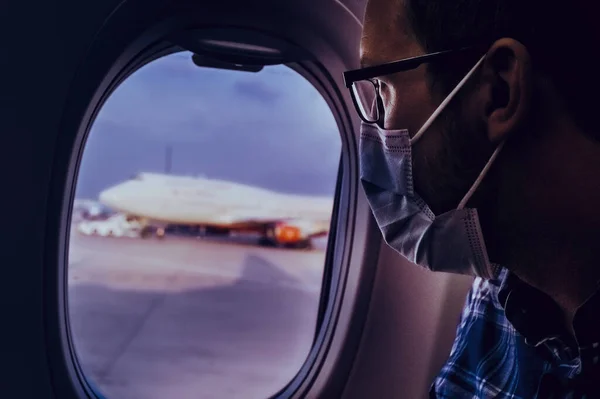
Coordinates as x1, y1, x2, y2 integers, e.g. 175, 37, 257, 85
430, 268, 600, 399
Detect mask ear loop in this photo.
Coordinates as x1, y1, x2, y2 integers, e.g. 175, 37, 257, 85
401, 52, 501, 211
457, 141, 505, 210
410, 55, 487, 145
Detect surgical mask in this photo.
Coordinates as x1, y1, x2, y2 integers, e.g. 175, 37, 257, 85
359, 55, 503, 279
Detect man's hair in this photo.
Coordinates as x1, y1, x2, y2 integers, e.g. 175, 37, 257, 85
404, 0, 599, 134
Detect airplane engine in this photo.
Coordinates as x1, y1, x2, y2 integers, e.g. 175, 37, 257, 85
261, 220, 313, 249
274, 223, 303, 244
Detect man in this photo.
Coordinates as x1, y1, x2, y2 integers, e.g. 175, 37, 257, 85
343, 0, 600, 397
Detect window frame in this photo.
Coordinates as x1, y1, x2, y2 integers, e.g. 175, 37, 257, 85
46, 28, 367, 399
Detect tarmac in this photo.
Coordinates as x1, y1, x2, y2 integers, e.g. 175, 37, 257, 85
68, 231, 327, 399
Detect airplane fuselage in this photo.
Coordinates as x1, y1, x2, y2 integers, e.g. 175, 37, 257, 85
97, 173, 333, 242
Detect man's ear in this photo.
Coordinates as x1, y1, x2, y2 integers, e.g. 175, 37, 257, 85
477, 38, 533, 143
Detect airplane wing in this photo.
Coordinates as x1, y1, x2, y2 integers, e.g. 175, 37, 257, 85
200, 211, 330, 238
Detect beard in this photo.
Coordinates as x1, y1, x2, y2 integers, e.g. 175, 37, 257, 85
411, 99, 496, 216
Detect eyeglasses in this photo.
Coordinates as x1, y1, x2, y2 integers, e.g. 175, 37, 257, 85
343, 47, 480, 124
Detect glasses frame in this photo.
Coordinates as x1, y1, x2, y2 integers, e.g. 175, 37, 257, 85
343, 46, 480, 124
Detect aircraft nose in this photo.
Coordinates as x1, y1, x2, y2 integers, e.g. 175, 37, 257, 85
98, 187, 120, 207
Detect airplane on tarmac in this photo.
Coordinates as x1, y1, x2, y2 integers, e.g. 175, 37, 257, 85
90, 172, 334, 248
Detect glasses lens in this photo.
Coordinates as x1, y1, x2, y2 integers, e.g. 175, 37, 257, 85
352, 80, 378, 122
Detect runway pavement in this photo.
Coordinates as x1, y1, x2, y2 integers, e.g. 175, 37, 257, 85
68, 231, 328, 399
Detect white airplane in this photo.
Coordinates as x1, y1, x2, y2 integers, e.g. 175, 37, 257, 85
94, 172, 334, 247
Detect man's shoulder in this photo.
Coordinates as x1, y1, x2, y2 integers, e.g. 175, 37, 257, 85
458, 268, 510, 324
430, 269, 528, 399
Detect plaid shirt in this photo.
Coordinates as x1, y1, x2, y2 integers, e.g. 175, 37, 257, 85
430, 268, 600, 399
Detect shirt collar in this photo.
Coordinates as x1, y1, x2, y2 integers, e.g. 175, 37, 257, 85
498, 269, 600, 348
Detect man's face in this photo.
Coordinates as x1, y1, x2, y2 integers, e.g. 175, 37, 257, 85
360, 0, 494, 215
361, 0, 600, 275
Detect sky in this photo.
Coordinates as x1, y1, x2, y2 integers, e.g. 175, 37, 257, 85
75, 51, 342, 200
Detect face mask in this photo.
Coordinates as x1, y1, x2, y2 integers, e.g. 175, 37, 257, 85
359, 55, 503, 279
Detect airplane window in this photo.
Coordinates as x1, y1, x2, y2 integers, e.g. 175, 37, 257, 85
68, 51, 341, 399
